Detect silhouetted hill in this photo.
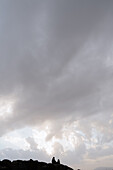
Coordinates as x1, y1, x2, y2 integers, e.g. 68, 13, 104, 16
0, 159, 74, 170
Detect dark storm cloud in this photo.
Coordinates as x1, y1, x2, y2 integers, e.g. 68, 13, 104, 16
0, 0, 113, 136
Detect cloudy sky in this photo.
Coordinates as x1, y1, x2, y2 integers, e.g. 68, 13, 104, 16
0, 0, 113, 169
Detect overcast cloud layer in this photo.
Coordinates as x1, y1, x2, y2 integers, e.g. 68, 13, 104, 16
0, 1, 113, 170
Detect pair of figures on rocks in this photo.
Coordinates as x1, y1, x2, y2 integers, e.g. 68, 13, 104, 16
52, 157, 60, 164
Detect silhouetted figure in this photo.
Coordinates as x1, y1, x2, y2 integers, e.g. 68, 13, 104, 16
57, 159, 60, 164
52, 157, 56, 164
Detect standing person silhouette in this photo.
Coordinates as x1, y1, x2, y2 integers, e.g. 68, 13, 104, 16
52, 157, 56, 164
57, 159, 60, 164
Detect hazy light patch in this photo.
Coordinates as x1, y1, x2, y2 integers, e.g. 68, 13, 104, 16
32, 128, 54, 155
3, 135, 29, 150
0, 130, 30, 150
0, 126, 57, 155
63, 132, 78, 151
90, 128, 103, 147
16, 127, 33, 138
0, 98, 14, 118
0, 127, 34, 150
32, 125, 79, 155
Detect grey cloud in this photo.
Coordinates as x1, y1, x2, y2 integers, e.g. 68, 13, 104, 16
0, 0, 113, 143
88, 146, 113, 159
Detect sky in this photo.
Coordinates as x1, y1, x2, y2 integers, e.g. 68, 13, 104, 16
0, 0, 113, 170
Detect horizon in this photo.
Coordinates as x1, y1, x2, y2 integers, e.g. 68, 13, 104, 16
0, 1, 113, 170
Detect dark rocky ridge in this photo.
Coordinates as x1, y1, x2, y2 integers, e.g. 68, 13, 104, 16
0, 159, 74, 170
